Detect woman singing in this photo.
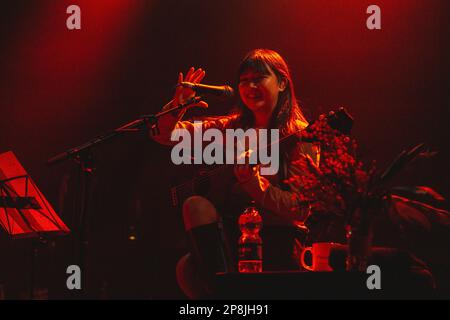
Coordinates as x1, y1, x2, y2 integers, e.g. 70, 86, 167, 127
152, 49, 319, 298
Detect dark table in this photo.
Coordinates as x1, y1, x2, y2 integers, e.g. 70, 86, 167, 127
213, 270, 438, 299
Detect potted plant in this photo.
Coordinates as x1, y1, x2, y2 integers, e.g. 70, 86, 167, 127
287, 108, 450, 271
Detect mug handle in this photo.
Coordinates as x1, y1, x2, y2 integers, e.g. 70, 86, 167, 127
300, 247, 314, 271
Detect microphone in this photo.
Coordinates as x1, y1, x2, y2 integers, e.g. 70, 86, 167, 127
179, 82, 234, 98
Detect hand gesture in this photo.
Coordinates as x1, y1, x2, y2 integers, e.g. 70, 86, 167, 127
172, 67, 208, 109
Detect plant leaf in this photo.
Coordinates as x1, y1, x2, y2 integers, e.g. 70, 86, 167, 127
389, 195, 450, 231
380, 143, 426, 184
391, 186, 446, 202
389, 195, 432, 231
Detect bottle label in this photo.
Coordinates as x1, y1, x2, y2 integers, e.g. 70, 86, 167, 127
238, 243, 262, 260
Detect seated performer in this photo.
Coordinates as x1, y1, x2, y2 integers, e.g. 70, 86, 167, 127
152, 49, 319, 298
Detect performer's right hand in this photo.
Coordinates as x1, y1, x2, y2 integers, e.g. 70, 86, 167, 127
172, 67, 208, 109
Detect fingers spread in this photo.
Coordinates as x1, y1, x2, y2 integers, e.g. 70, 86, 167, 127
185, 67, 194, 80
190, 68, 202, 82
192, 70, 205, 83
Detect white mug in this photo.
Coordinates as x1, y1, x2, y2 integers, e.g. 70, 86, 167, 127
300, 242, 346, 271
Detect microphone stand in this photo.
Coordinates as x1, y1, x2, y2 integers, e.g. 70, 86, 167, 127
46, 97, 202, 297
47, 96, 203, 166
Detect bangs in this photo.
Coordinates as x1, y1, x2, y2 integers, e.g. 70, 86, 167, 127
238, 56, 272, 77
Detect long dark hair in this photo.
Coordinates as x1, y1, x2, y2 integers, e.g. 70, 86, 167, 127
231, 49, 308, 136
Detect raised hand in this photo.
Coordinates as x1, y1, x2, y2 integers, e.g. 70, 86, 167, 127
173, 67, 208, 109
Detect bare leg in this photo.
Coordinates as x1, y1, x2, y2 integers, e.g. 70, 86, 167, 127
182, 195, 219, 231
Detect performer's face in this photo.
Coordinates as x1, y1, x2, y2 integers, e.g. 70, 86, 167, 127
238, 65, 286, 115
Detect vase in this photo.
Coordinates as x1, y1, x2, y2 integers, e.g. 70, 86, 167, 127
345, 208, 374, 272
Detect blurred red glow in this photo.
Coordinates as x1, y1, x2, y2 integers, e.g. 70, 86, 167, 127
5, 0, 146, 126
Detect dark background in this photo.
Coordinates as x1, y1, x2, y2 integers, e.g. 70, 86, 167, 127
0, 0, 448, 299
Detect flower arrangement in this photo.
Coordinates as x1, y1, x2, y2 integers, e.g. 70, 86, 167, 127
287, 108, 450, 270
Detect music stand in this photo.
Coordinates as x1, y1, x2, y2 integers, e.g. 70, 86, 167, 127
0, 150, 70, 298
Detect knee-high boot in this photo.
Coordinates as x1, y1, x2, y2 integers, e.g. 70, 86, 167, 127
186, 221, 233, 295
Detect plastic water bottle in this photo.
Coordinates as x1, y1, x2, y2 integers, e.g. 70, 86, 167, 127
238, 204, 263, 273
